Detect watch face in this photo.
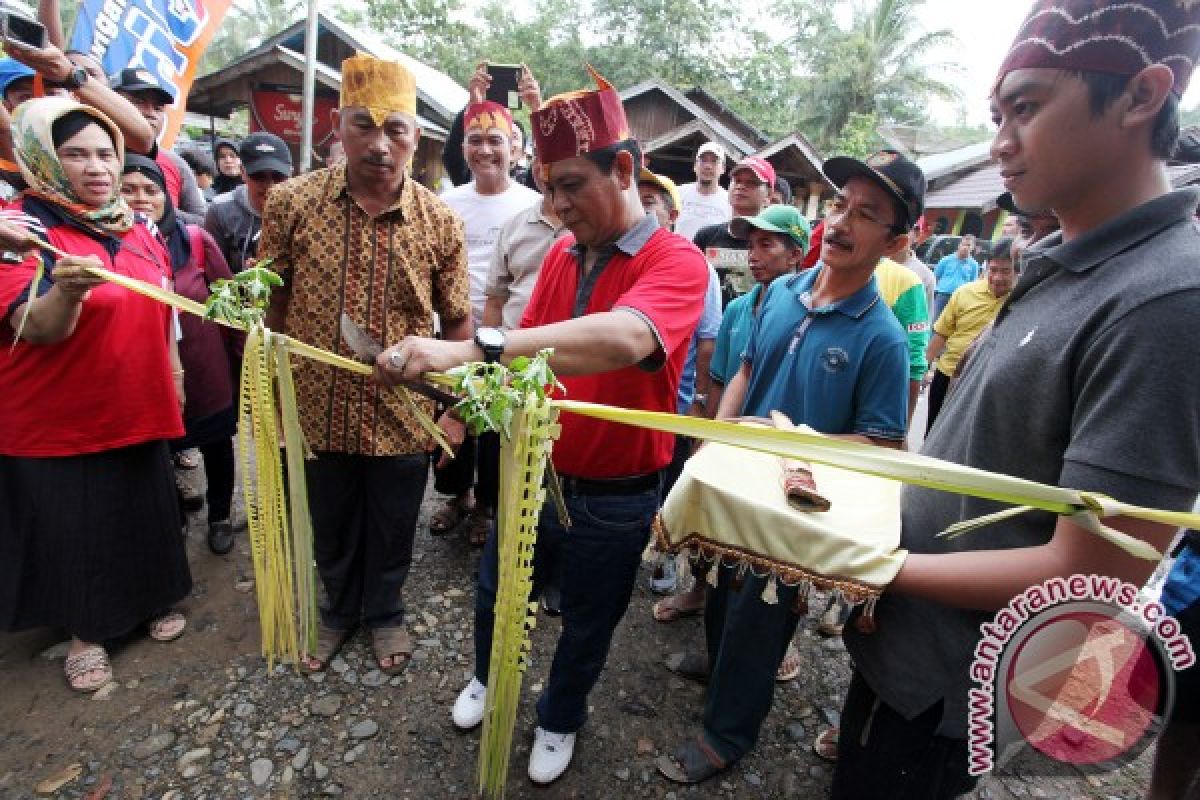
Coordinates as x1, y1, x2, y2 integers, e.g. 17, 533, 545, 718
477, 327, 505, 348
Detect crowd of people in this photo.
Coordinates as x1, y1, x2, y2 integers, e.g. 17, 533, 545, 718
1, 0, 1199, 798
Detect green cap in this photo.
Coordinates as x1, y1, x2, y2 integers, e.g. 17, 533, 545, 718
729, 204, 811, 250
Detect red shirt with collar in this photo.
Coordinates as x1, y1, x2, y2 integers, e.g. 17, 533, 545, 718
0, 203, 183, 456
520, 221, 708, 478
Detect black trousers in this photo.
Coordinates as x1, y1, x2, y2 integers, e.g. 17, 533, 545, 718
926, 369, 951, 436
432, 432, 500, 510
831, 671, 978, 800
305, 452, 427, 631
200, 438, 235, 523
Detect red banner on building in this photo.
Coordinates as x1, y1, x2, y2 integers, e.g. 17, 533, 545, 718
249, 86, 338, 148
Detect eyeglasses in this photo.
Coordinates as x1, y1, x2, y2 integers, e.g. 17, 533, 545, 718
825, 197, 896, 231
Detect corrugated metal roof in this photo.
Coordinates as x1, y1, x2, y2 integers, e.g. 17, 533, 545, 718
926, 161, 1200, 212
916, 140, 993, 183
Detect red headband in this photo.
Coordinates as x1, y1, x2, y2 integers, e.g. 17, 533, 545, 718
531, 66, 632, 166
464, 100, 514, 137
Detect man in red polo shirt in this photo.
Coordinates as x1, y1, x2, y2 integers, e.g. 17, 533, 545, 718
377, 66, 708, 786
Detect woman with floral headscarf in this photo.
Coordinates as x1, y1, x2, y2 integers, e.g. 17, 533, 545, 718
0, 97, 192, 693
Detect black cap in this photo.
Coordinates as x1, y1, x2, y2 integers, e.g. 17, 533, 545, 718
822, 149, 926, 231
109, 67, 174, 104
238, 132, 293, 177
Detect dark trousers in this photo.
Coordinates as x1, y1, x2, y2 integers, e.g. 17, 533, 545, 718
926, 369, 951, 435
701, 567, 802, 763
433, 432, 500, 509
662, 434, 692, 497
474, 484, 659, 733
200, 438, 235, 523
305, 452, 428, 631
831, 671, 978, 800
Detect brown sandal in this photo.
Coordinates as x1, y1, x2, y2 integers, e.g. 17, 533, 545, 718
429, 496, 474, 535
466, 509, 493, 546
813, 726, 840, 761
64, 645, 112, 693
776, 642, 802, 682
652, 592, 704, 623
655, 738, 727, 784
372, 626, 413, 676
303, 623, 352, 673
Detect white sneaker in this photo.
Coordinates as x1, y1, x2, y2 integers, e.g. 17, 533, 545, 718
527, 726, 576, 784
452, 677, 487, 730
650, 557, 678, 594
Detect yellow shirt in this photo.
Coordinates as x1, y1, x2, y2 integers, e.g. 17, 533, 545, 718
933, 279, 1008, 377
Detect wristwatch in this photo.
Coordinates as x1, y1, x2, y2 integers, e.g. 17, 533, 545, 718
474, 326, 506, 363
50, 66, 89, 91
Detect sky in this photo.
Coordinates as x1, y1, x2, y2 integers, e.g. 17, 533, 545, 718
914, 0, 1200, 125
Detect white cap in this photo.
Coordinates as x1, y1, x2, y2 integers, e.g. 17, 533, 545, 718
696, 141, 726, 162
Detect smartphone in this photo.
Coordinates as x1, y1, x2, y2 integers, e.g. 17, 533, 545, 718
486, 63, 522, 110
1, 12, 46, 50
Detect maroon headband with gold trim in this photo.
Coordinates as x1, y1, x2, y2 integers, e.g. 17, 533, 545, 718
996, 0, 1200, 97
531, 66, 632, 166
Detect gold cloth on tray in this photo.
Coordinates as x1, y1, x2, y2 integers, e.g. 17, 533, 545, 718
656, 429, 906, 603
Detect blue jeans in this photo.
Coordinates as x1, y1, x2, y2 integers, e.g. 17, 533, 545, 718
933, 291, 953, 322
473, 485, 659, 733
702, 566, 802, 763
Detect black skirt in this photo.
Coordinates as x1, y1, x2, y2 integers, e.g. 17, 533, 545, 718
0, 440, 193, 642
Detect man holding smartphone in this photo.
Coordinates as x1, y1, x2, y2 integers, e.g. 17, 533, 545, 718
440, 62, 541, 189
431, 63, 541, 545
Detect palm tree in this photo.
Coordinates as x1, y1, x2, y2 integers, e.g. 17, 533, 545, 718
792, 0, 962, 147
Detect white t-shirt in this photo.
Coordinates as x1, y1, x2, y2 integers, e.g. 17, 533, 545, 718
675, 183, 731, 241
441, 180, 541, 324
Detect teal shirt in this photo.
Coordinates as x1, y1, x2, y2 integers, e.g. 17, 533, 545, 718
741, 269, 909, 439
709, 283, 762, 386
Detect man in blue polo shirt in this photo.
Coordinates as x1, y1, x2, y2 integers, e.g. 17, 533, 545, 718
657, 150, 917, 785
932, 235, 980, 319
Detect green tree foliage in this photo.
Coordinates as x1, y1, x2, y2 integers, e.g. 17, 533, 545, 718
830, 111, 884, 159
200, 0, 963, 152
792, 0, 961, 147
201, 0, 303, 73
338, 0, 476, 81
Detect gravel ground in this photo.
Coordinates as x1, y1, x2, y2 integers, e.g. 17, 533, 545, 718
0, 454, 1156, 799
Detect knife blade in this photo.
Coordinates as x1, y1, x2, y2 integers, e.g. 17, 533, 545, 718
338, 312, 460, 407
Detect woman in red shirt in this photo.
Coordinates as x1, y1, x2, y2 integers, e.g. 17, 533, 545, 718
121, 154, 242, 555
0, 98, 192, 693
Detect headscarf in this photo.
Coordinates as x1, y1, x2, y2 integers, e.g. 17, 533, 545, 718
12, 96, 134, 232
124, 153, 190, 273
212, 138, 243, 195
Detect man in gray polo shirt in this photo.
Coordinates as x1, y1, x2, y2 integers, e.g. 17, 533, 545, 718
838, 3, 1200, 798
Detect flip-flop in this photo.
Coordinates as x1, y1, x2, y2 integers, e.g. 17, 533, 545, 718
302, 623, 352, 673
664, 651, 709, 684
652, 593, 704, 623
655, 738, 727, 784
173, 450, 200, 470
775, 642, 802, 682
147, 611, 187, 642
372, 626, 413, 676
466, 510, 493, 547
429, 497, 474, 535
64, 645, 112, 693
813, 726, 840, 761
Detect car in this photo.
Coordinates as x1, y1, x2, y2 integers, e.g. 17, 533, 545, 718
915, 234, 992, 267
